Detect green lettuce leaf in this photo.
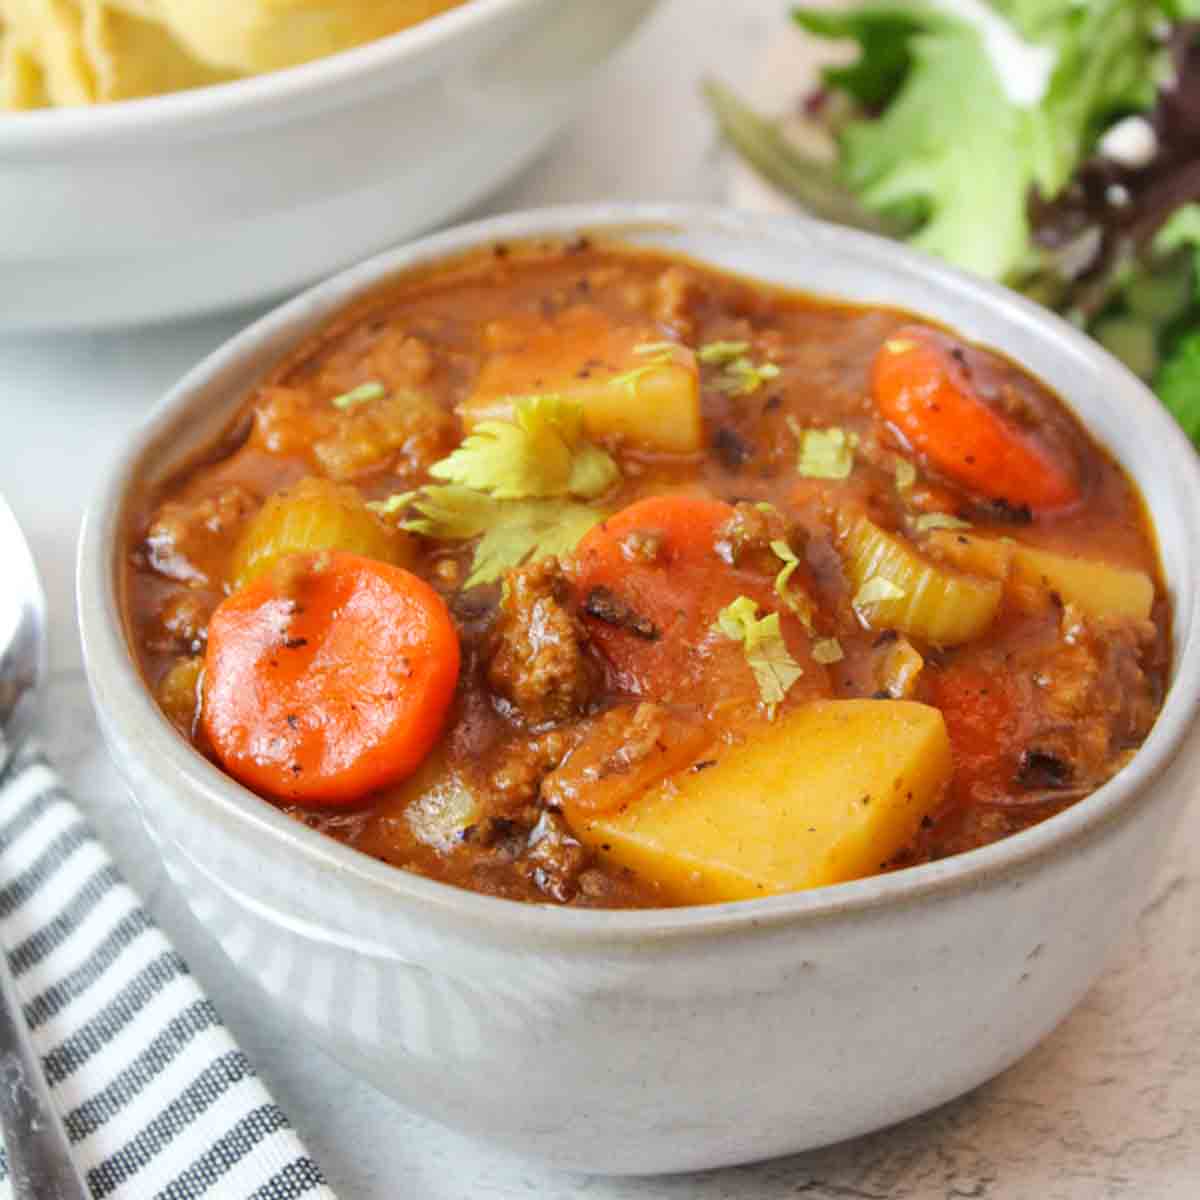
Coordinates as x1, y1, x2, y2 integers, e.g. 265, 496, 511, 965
792, 5, 928, 109
1155, 204, 1200, 297
1022, 0, 1165, 199
1149, 0, 1200, 19
1156, 331, 1200, 444
790, 1, 1175, 282
837, 19, 1038, 278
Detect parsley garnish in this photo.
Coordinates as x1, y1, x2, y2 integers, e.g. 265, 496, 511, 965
913, 512, 971, 533
769, 539, 815, 629
697, 340, 750, 365
712, 596, 804, 717
366, 492, 414, 516
331, 381, 386, 409
609, 342, 681, 395
792, 422, 856, 479
813, 637, 844, 665
373, 396, 614, 588
715, 357, 781, 396
894, 458, 918, 492
430, 394, 617, 500
698, 341, 780, 395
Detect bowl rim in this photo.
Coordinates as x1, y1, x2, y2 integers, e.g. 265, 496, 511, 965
0, 0, 533, 149
78, 202, 1200, 944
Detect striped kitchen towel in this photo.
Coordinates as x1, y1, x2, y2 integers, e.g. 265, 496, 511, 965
0, 747, 336, 1200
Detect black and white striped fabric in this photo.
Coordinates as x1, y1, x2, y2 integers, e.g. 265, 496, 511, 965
0, 748, 336, 1199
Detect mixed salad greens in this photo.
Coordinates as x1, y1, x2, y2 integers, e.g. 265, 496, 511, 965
706, 1, 1200, 446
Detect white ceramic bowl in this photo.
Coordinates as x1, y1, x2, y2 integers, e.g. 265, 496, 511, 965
0, 0, 659, 334
79, 205, 1200, 1174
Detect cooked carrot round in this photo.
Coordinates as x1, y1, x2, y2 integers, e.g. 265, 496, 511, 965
570, 495, 826, 705
571, 495, 736, 693
872, 326, 1080, 512
201, 551, 460, 806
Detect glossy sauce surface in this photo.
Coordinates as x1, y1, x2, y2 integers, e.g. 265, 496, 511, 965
124, 241, 1170, 907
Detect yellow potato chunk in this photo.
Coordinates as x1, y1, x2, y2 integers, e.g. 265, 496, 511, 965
837, 512, 1002, 646
926, 531, 1154, 623
1008, 543, 1154, 622
462, 306, 702, 453
570, 700, 952, 904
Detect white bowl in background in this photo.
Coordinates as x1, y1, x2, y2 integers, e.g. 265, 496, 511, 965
0, 0, 660, 333
78, 205, 1200, 1174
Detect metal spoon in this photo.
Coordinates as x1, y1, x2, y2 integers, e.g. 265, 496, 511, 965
0, 496, 90, 1199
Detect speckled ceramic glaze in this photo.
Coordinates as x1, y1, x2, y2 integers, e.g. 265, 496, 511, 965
78, 206, 1200, 1174
0, 0, 659, 333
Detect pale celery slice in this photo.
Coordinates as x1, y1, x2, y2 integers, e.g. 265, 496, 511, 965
836, 511, 1002, 646
230, 476, 408, 590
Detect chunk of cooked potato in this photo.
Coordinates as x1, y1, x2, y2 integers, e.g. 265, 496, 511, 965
926, 531, 1154, 623
567, 700, 952, 904
461, 306, 702, 453
1008, 542, 1154, 622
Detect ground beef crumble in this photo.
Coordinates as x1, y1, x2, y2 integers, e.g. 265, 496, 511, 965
487, 559, 599, 728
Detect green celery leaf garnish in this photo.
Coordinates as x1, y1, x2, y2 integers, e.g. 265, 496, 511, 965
331, 381, 386, 409
567, 442, 622, 500
708, 354, 780, 396
769, 539, 815, 628
466, 501, 606, 589
400, 486, 605, 589
402, 485, 494, 540
894, 458, 918, 492
792, 422, 856, 479
387, 395, 617, 587
697, 340, 751, 365
812, 637, 845, 665
712, 596, 804, 717
429, 395, 616, 501
913, 512, 971, 533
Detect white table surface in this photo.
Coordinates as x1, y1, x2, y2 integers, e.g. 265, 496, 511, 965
4, 1, 1199, 1195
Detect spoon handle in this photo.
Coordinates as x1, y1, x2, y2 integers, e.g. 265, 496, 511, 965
0, 948, 90, 1199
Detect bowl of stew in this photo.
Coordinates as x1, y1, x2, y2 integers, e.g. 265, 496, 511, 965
79, 204, 1200, 1173
0, 0, 660, 333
